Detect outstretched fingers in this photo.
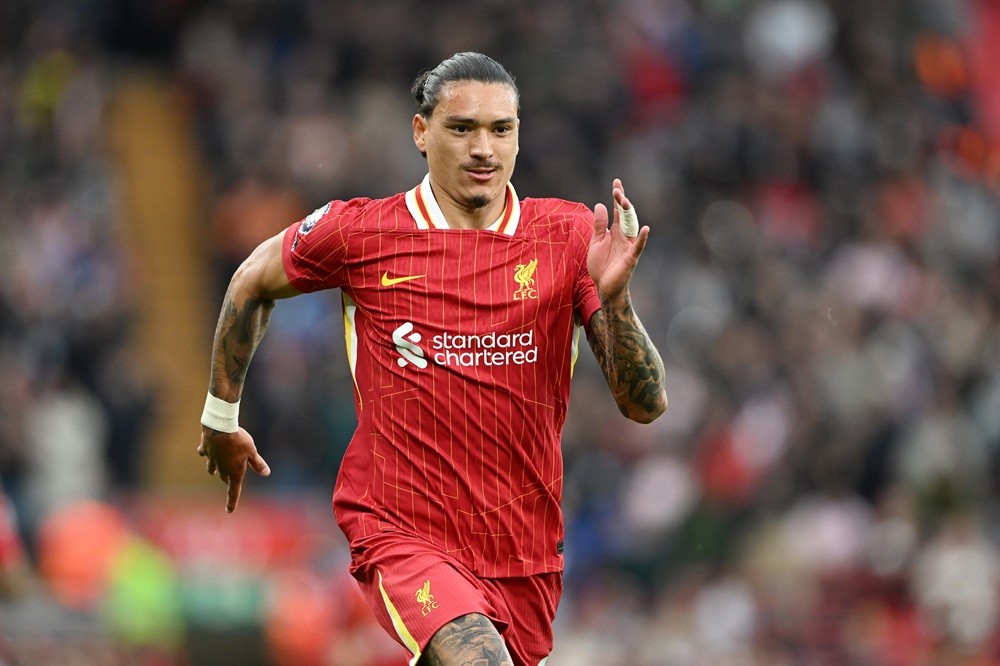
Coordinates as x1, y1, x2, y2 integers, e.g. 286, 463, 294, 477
612, 179, 643, 239
249, 451, 271, 477
198, 429, 271, 513
226, 470, 245, 514
612, 178, 630, 211
592, 202, 609, 239
225, 450, 270, 513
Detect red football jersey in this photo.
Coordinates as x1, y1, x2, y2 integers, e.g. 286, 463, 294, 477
282, 176, 602, 577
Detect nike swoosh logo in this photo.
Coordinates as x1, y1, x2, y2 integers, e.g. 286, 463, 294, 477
381, 272, 425, 287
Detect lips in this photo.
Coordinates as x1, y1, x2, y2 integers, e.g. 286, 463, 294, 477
463, 162, 501, 183
466, 169, 495, 182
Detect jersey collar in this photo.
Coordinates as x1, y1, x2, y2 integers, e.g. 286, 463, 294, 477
405, 174, 521, 235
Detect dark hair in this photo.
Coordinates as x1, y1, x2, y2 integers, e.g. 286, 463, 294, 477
411, 51, 519, 118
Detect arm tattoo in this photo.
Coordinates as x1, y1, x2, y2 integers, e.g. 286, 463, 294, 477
422, 613, 514, 666
587, 293, 666, 422
208, 288, 275, 402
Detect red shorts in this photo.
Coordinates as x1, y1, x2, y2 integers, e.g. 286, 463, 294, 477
348, 530, 561, 666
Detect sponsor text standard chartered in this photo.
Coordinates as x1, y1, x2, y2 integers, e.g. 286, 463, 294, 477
398, 325, 540, 367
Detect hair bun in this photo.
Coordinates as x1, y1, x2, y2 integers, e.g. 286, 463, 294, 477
411, 71, 431, 104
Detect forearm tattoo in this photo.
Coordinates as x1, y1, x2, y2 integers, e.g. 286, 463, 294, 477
587, 294, 666, 420
422, 614, 514, 666
209, 289, 275, 402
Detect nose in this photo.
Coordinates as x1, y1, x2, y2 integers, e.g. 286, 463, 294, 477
470, 129, 493, 158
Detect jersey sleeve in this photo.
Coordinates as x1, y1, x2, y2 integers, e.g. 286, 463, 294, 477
281, 199, 369, 293
571, 207, 602, 328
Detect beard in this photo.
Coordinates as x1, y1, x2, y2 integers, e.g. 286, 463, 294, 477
465, 194, 490, 209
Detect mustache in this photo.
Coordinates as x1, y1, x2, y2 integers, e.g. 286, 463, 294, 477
462, 161, 502, 170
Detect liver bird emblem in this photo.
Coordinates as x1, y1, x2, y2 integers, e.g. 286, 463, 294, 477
513, 258, 538, 300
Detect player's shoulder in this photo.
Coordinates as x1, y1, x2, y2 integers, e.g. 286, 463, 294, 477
520, 196, 589, 218
299, 191, 408, 231
519, 197, 591, 236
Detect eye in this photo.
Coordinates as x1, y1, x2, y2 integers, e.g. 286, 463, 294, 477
451, 124, 470, 133
494, 126, 511, 135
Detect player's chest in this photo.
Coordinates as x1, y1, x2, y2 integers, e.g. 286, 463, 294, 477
344, 231, 575, 321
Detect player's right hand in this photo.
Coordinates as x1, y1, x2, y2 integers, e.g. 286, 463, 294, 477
198, 427, 271, 513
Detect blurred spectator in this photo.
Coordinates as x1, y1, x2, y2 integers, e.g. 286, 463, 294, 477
207, 169, 308, 300
914, 512, 1000, 652
0, 485, 32, 600
0, 0, 998, 663
23, 376, 108, 532
36, 500, 127, 612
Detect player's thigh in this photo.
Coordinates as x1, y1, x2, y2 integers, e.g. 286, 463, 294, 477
420, 612, 514, 666
487, 573, 561, 665
348, 532, 508, 661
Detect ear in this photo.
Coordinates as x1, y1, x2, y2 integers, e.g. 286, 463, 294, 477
413, 114, 428, 153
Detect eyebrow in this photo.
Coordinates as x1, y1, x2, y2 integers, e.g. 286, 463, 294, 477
444, 116, 517, 125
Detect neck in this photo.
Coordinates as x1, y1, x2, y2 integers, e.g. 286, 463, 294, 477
430, 182, 506, 230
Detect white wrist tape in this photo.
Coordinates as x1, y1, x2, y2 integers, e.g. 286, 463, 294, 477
616, 202, 639, 238
201, 393, 240, 433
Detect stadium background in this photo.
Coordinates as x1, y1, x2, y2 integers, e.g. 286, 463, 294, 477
1, 0, 999, 664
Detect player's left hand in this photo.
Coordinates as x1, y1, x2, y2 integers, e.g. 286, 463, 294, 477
587, 178, 649, 301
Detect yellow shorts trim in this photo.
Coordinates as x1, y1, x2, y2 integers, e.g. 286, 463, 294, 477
377, 568, 422, 665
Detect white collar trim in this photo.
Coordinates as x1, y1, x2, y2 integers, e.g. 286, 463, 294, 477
405, 174, 521, 235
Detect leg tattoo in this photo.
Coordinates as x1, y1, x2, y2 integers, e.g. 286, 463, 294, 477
421, 613, 514, 666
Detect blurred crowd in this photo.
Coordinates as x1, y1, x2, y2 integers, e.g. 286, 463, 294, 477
1, 0, 1000, 664
0, 0, 155, 581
